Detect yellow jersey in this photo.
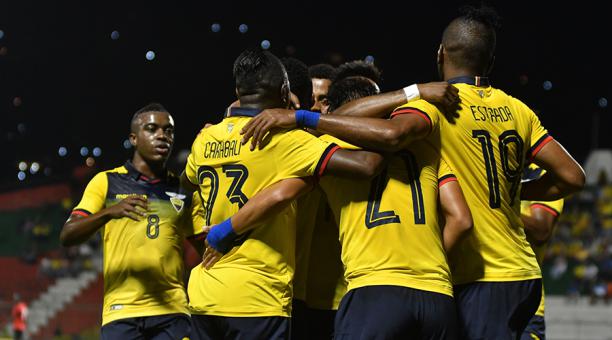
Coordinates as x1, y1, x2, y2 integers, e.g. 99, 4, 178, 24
521, 190, 564, 317
319, 132, 456, 297
185, 107, 339, 317
72, 162, 196, 326
399, 78, 552, 284
294, 187, 346, 310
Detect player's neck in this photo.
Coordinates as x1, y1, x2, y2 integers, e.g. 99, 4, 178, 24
443, 66, 485, 81
239, 95, 284, 110
131, 154, 166, 179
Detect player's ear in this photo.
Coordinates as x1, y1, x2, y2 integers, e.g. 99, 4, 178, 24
129, 132, 137, 147
437, 44, 444, 66
280, 82, 290, 109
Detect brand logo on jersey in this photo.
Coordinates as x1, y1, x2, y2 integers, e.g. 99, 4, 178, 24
478, 90, 485, 98
227, 123, 234, 133
166, 191, 186, 213
115, 194, 148, 200
110, 304, 123, 311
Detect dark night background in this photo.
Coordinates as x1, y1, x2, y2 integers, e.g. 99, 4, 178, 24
1, 0, 610, 190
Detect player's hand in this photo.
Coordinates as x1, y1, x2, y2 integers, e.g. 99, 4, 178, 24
105, 196, 148, 221
240, 108, 296, 151
289, 92, 301, 109
417, 82, 460, 112
201, 225, 223, 269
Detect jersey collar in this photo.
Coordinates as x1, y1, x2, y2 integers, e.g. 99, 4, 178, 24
447, 76, 490, 87
124, 161, 166, 184
228, 107, 263, 117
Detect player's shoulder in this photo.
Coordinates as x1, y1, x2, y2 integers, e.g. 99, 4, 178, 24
319, 134, 359, 150
492, 87, 534, 114
394, 99, 440, 114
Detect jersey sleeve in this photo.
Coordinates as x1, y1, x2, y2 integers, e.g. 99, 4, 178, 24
185, 135, 202, 186
526, 109, 554, 160
530, 198, 564, 217
438, 158, 457, 187
72, 172, 108, 216
318, 134, 360, 150
275, 130, 341, 178
390, 99, 441, 134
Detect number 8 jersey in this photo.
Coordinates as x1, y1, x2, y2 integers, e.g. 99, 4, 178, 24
398, 78, 552, 285
71, 161, 198, 326
185, 107, 339, 318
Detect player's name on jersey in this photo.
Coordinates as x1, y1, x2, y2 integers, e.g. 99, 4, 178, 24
469, 105, 515, 123
204, 139, 242, 159
115, 193, 148, 200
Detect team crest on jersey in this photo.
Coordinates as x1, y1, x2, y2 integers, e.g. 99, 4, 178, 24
227, 123, 234, 133
166, 191, 186, 213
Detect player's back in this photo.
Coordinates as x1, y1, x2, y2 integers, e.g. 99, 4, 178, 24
185, 107, 338, 317
410, 79, 551, 284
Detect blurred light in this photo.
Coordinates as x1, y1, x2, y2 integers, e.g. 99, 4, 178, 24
13, 97, 22, 107
123, 139, 132, 149
80, 146, 89, 156
0, 30, 4, 40
542, 80, 553, 91
0, 46, 7, 56
44, 167, 52, 176
17, 171, 26, 181
146, 50, 156, 61
519, 74, 529, 86
211, 23, 221, 33
86, 157, 95, 167
17, 123, 26, 134
30, 162, 40, 174
598, 97, 608, 108
58, 146, 68, 157
18, 161, 27, 171
238, 24, 248, 34
110, 30, 120, 40
364, 55, 375, 64
261, 40, 271, 50
93, 147, 102, 157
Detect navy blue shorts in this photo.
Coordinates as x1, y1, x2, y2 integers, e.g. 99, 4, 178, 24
191, 314, 289, 340
334, 285, 458, 340
521, 315, 545, 340
100, 313, 191, 340
454, 279, 542, 340
292, 299, 335, 340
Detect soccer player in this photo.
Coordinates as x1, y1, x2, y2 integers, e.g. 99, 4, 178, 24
60, 103, 196, 339
240, 6, 585, 339
183, 49, 385, 340
335, 60, 383, 86
308, 63, 336, 113
281, 57, 313, 110
520, 165, 564, 340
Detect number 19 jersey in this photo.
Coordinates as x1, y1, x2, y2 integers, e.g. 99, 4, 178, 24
399, 80, 552, 284
185, 107, 339, 317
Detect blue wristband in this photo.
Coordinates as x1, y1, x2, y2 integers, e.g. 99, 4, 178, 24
206, 218, 238, 254
295, 110, 320, 129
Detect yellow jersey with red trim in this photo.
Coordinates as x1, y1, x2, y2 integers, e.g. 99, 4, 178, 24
397, 80, 552, 284
294, 187, 346, 310
185, 107, 339, 317
318, 132, 456, 297
72, 162, 197, 325
521, 192, 564, 317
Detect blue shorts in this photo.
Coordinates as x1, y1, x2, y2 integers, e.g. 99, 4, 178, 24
521, 315, 545, 340
191, 314, 289, 340
100, 313, 191, 340
454, 279, 542, 340
334, 285, 458, 340
292, 299, 336, 340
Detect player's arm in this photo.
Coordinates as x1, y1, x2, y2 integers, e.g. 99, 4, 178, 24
521, 140, 585, 200
60, 196, 148, 247
202, 177, 314, 269
438, 178, 473, 253
333, 82, 459, 118
521, 204, 559, 245
241, 110, 431, 153
324, 148, 387, 179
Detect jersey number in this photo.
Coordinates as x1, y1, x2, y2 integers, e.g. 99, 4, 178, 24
365, 151, 425, 228
197, 164, 249, 225
472, 130, 524, 208
146, 214, 160, 239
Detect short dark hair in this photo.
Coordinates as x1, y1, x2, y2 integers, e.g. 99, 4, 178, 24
442, 5, 501, 73
131, 102, 169, 131
233, 49, 287, 97
335, 60, 382, 85
308, 63, 337, 81
327, 76, 380, 112
281, 57, 313, 110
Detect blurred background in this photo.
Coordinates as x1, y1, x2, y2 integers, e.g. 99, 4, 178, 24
0, 1, 610, 339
